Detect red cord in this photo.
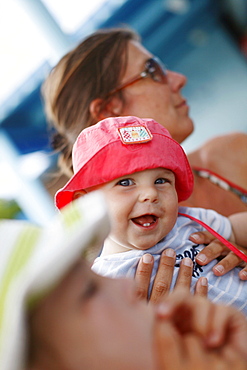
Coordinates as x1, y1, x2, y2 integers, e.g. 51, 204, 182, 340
178, 212, 247, 263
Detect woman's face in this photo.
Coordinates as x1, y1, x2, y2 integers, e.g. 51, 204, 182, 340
119, 40, 194, 143
29, 259, 155, 370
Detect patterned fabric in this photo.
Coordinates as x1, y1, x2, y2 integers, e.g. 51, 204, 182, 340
193, 167, 247, 204
93, 206, 247, 314
0, 192, 108, 370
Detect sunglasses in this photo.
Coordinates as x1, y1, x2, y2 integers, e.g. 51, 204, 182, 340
107, 57, 168, 97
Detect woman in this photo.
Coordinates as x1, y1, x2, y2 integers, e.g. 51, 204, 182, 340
42, 27, 247, 278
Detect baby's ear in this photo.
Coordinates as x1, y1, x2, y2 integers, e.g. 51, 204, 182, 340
73, 190, 87, 200
89, 97, 123, 121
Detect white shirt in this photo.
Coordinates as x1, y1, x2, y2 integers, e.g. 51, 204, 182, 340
93, 206, 247, 314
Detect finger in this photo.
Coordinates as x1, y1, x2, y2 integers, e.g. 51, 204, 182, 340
189, 230, 216, 245
221, 346, 247, 368
239, 265, 247, 280
206, 304, 247, 358
189, 296, 214, 338
194, 277, 208, 297
149, 248, 176, 303
195, 240, 228, 266
134, 253, 154, 300
155, 289, 214, 338
212, 251, 242, 276
154, 319, 183, 370
154, 288, 188, 319
183, 334, 219, 370
184, 335, 243, 370
174, 258, 193, 290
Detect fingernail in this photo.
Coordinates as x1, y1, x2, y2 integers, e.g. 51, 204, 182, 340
240, 270, 247, 280
207, 331, 221, 346
155, 302, 171, 317
214, 265, 224, 274
164, 248, 175, 258
196, 254, 207, 263
201, 277, 208, 286
190, 233, 200, 242
142, 254, 153, 264
183, 258, 193, 267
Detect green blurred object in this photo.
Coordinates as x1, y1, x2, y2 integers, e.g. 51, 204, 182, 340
0, 199, 21, 219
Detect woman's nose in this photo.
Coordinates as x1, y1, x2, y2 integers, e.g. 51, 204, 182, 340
167, 70, 187, 92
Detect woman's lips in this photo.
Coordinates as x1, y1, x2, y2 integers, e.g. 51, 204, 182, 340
175, 99, 188, 109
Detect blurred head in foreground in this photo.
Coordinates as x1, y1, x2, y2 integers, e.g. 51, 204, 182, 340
0, 192, 157, 370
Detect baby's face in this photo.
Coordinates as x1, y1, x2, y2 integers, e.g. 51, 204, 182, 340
97, 167, 178, 253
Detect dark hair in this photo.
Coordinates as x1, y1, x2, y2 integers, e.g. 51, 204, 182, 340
42, 27, 139, 177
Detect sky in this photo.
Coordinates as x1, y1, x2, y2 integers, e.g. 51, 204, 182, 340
0, 0, 107, 203
0, 0, 107, 105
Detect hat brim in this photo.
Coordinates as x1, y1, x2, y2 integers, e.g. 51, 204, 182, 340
56, 133, 193, 209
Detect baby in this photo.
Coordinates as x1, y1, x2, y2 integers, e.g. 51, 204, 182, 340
55, 116, 247, 313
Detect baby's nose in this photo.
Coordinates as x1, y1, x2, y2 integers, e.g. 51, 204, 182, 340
139, 186, 158, 203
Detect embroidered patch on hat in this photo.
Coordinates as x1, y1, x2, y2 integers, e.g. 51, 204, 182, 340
118, 126, 153, 144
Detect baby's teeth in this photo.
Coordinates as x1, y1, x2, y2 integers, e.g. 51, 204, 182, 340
143, 223, 151, 227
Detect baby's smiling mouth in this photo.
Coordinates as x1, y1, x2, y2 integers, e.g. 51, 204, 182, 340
131, 214, 158, 227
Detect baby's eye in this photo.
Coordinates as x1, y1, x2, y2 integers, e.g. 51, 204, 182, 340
155, 178, 169, 184
117, 179, 134, 186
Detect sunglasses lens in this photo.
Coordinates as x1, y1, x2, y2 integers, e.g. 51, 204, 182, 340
147, 58, 167, 83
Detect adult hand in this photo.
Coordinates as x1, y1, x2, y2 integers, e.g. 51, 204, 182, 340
135, 249, 208, 303
154, 326, 247, 370
190, 231, 247, 280
153, 288, 247, 370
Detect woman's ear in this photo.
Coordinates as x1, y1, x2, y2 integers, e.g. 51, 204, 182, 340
73, 190, 87, 200
89, 97, 123, 121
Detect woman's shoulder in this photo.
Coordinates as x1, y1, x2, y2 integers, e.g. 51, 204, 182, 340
188, 132, 247, 165
187, 132, 247, 189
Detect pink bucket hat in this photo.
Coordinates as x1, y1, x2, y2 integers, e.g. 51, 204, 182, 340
55, 116, 194, 209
